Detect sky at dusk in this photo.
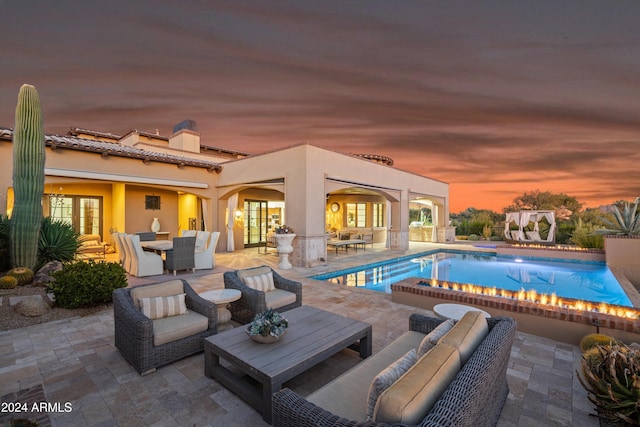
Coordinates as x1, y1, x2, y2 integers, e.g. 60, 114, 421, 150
1, 0, 639, 212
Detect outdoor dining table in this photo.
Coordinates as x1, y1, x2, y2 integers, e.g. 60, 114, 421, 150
140, 239, 173, 253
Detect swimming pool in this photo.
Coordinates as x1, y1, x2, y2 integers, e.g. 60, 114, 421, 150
311, 250, 633, 307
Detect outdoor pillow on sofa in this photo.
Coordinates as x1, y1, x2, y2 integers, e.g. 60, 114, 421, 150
439, 310, 489, 364
417, 318, 455, 357
366, 349, 417, 420
373, 343, 462, 424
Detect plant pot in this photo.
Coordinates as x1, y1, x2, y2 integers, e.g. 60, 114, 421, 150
246, 328, 287, 344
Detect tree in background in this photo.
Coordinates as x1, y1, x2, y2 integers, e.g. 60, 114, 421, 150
451, 207, 502, 236
502, 190, 582, 219
10, 84, 45, 269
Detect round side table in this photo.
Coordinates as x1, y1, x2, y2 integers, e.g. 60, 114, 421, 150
433, 303, 490, 321
200, 289, 242, 332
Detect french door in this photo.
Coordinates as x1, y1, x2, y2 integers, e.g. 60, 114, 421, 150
48, 195, 103, 237
243, 200, 268, 247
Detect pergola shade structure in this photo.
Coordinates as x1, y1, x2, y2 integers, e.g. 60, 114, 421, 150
504, 210, 556, 244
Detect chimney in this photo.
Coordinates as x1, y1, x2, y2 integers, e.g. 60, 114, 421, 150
169, 119, 200, 153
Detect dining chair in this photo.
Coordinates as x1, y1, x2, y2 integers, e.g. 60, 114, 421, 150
164, 236, 196, 276
136, 232, 157, 242
194, 231, 220, 270
112, 232, 127, 269
126, 234, 163, 277
121, 234, 134, 274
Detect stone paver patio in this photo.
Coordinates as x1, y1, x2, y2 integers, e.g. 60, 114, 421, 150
0, 243, 599, 426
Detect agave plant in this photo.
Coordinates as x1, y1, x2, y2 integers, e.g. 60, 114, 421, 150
577, 343, 640, 425
37, 217, 80, 270
597, 198, 640, 236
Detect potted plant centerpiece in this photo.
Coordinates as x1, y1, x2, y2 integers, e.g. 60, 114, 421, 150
246, 308, 289, 343
577, 342, 640, 426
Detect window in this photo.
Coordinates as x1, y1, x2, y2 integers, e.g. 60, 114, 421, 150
145, 195, 161, 210
373, 203, 384, 227
346, 203, 366, 228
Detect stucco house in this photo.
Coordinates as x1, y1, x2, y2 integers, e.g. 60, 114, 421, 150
0, 121, 453, 267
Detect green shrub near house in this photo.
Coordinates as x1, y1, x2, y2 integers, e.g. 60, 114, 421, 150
48, 260, 127, 309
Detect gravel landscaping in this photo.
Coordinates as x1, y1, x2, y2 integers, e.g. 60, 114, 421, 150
0, 284, 110, 331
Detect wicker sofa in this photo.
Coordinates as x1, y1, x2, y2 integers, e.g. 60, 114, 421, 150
272, 313, 516, 427
223, 266, 302, 324
113, 279, 217, 375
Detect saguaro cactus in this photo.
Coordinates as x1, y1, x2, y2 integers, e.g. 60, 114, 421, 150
10, 84, 45, 269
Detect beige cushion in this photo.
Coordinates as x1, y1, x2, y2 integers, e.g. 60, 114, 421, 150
307, 330, 425, 420
417, 319, 455, 357
130, 280, 184, 310
366, 349, 417, 421
139, 293, 187, 320
265, 289, 297, 309
244, 271, 276, 292
439, 310, 489, 364
152, 310, 209, 346
237, 266, 272, 284
373, 343, 461, 424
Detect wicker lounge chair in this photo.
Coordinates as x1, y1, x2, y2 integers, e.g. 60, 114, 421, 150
223, 266, 302, 323
113, 279, 217, 375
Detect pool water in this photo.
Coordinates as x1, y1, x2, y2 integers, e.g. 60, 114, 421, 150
311, 251, 633, 307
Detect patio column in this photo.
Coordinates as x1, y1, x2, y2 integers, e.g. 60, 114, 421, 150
388, 190, 409, 250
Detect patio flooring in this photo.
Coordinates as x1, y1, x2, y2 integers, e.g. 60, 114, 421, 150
0, 242, 599, 426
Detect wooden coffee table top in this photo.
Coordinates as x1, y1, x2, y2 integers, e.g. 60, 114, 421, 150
206, 305, 371, 380
204, 305, 372, 423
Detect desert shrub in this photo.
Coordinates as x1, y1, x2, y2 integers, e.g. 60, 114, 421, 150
481, 224, 492, 239
467, 234, 479, 241
37, 217, 80, 270
48, 260, 127, 309
554, 221, 575, 244
489, 235, 502, 241
580, 333, 617, 353
0, 215, 9, 272
456, 236, 468, 241
571, 219, 605, 249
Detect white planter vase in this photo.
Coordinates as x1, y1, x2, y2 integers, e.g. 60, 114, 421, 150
151, 218, 160, 232
274, 233, 296, 269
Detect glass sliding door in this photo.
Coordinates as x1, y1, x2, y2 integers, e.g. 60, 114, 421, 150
244, 200, 268, 247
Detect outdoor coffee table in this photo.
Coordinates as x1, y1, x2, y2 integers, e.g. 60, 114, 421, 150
204, 305, 372, 423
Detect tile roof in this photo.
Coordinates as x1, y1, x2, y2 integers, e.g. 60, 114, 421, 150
0, 127, 222, 172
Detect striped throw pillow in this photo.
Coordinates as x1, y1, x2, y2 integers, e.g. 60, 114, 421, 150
139, 293, 187, 320
244, 271, 276, 292
366, 348, 417, 421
